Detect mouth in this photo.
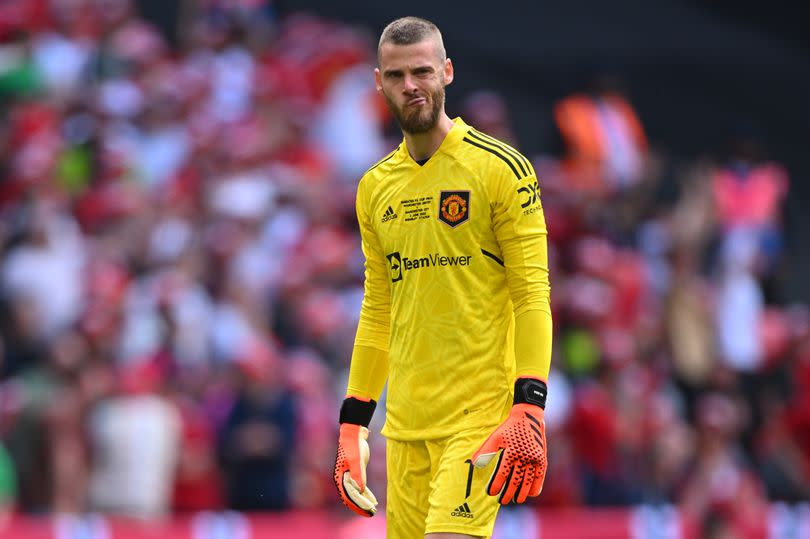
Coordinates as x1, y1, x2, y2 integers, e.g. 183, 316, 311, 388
406, 97, 427, 107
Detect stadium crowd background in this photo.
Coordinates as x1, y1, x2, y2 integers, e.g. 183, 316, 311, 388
0, 0, 808, 537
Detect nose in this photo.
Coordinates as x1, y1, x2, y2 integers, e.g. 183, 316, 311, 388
402, 74, 418, 94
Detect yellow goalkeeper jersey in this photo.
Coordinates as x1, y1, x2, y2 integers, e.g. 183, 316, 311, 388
351, 117, 551, 441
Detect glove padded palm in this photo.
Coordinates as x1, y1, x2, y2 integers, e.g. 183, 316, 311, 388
334, 423, 378, 516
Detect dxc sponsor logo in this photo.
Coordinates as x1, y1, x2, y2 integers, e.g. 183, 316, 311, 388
517, 180, 540, 209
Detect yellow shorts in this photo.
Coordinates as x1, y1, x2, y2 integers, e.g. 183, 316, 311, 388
385, 427, 501, 538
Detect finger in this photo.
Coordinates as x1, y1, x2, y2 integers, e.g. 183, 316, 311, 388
337, 476, 372, 517
486, 451, 508, 496
348, 464, 365, 492
365, 484, 379, 506
529, 462, 546, 497
343, 472, 378, 516
529, 429, 547, 497
499, 462, 525, 505
338, 426, 366, 491
340, 488, 373, 517
471, 432, 502, 468
473, 451, 498, 468
515, 464, 535, 504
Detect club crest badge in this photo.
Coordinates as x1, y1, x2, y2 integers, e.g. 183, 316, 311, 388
438, 190, 470, 227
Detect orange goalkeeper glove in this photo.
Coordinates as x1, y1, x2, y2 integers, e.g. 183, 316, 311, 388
471, 377, 548, 505
334, 396, 378, 517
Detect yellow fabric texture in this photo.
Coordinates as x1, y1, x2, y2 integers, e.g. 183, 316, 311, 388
349, 118, 552, 440
514, 309, 553, 381
386, 427, 501, 538
346, 345, 389, 401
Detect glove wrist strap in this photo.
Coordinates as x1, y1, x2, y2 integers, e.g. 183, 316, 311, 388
339, 397, 377, 427
513, 378, 547, 409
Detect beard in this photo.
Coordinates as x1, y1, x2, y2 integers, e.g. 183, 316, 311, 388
384, 83, 445, 134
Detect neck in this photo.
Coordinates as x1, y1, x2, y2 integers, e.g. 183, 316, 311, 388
404, 113, 454, 162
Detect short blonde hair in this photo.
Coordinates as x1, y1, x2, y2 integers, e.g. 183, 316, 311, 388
378, 16, 446, 64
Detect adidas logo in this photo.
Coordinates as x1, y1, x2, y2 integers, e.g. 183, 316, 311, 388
381, 205, 398, 222
450, 502, 474, 518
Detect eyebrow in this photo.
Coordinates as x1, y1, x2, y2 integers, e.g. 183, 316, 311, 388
382, 64, 436, 77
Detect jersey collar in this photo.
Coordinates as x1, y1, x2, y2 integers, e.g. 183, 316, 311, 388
441, 117, 470, 154
399, 117, 470, 165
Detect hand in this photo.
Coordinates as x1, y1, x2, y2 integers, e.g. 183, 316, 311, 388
471, 403, 547, 505
334, 423, 378, 516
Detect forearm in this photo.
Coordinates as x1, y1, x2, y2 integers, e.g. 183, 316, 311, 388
346, 344, 389, 401
514, 306, 553, 381
499, 213, 552, 381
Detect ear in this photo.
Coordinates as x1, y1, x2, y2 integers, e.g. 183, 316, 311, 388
374, 67, 383, 93
443, 58, 454, 86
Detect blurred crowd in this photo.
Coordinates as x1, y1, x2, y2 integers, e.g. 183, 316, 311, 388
0, 1, 807, 537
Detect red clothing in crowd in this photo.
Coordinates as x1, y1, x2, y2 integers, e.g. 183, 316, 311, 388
712, 163, 788, 230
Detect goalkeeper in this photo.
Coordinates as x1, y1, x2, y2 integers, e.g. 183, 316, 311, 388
334, 16, 553, 539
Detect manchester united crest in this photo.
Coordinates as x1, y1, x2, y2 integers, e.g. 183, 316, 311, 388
438, 190, 470, 227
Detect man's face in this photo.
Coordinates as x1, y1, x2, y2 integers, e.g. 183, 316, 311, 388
375, 39, 453, 134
